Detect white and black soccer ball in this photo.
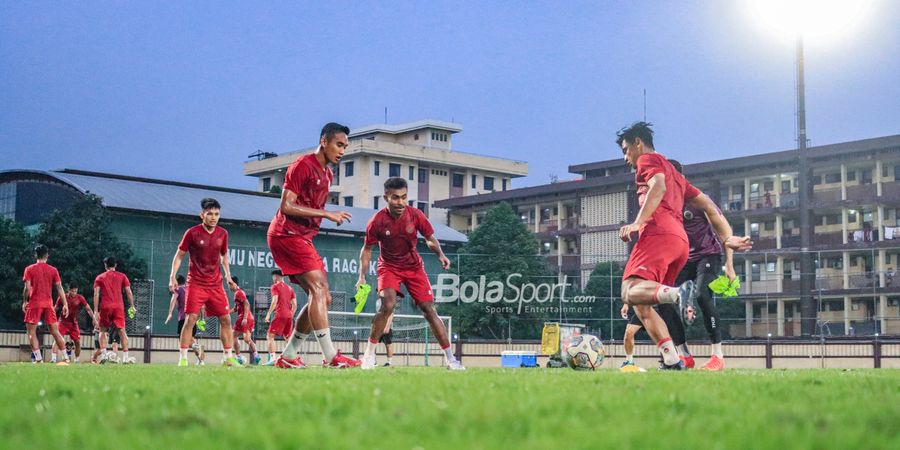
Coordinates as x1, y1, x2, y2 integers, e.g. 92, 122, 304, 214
564, 334, 605, 371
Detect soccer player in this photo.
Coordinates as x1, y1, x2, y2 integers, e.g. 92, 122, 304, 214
22, 244, 70, 364
268, 122, 360, 369
168, 197, 240, 367
263, 270, 296, 365
165, 275, 205, 365
616, 122, 751, 369
356, 177, 464, 370
94, 256, 137, 364
231, 276, 259, 365
51, 285, 97, 363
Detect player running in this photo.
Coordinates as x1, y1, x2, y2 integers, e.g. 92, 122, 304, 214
268, 122, 360, 369
169, 197, 240, 367
51, 285, 97, 364
93, 256, 137, 364
165, 275, 206, 365
22, 244, 71, 364
231, 276, 259, 365
616, 122, 751, 370
356, 177, 464, 370
378, 308, 395, 367
263, 270, 296, 366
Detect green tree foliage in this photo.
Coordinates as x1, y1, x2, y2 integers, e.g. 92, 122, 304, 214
269, 185, 282, 195
441, 202, 550, 339
583, 261, 626, 340
0, 217, 34, 327
33, 194, 148, 293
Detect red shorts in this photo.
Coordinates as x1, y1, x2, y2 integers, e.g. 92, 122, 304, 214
267, 234, 325, 276
99, 308, 125, 329
233, 315, 255, 334
58, 322, 81, 341
24, 305, 57, 325
186, 284, 230, 317
623, 233, 689, 286
378, 265, 434, 304
267, 315, 293, 338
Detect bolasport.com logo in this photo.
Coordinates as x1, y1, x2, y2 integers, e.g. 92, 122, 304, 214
433, 273, 596, 315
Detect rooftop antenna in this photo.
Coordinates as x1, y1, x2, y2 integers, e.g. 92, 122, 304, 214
384, 107, 388, 124
643, 89, 647, 122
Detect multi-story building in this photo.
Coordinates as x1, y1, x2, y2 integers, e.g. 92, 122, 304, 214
435, 134, 900, 337
242, 120, 528, 222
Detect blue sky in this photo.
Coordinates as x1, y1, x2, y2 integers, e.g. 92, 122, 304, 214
2, 1, 898, 189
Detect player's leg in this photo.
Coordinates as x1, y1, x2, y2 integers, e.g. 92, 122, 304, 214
418, 301, 464, 370
695, 255, 725, 370
361, 289, 398, 368
630, 300, 680, 368
288, 270, 358, 367
218, 314, 238, 365
178, 313, 200, 366
621, 236, 695, 312
384, 341, 393, 366
233, 330, 242, 359
51, 339, 61, 363
25, 322, 42, 363
73, 333, 82, 361
266, 332, 277, 361
621, 311, 643, 369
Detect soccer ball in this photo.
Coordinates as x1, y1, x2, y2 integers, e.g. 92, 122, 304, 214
101, 352, 119, 364
564, 334, 605, 371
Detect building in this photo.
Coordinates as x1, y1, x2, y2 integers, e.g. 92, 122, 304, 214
0, 169, 467, 333
435, 135, 900, 337
242, 120, 528, 222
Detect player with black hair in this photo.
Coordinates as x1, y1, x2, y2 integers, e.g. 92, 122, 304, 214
93, 256, 137, 364
22, 244, 71, 364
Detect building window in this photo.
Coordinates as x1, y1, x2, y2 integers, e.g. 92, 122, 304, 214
417, 202, 428, 215
471, 174, 477, 189
861, 169, 873, 184
389, 163, 401, 177
764, 221, 775, 231
847, 170, 856, 181
373, 196, 380, 209
825, 172, 841, 184
763, 181, 774, 192
345, 161, 354, 177
343, 196, 353, 207
414, 133, 419, 141
484, 176, 495, 191
374, 161, 380, 176
262, 177, 271, 192
408, 200, 414, 206
409, 166, 415, 181
781, 180, 791, 193
848, 210, 858, 223
502, 179, 507, 191
452, 173, 464, 188
812, 175, 822, 185
418, 168, 427, 183
334, 164, 340, 185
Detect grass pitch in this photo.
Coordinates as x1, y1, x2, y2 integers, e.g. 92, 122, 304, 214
1, 364, 898, 450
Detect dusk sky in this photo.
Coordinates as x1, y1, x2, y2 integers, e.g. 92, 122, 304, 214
2, 1, 898, 189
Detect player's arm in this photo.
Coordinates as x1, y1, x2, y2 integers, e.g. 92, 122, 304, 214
356, 243, 374, 289
169, 249, 187, 293
93, 286, 101, 322
22, 281, 31, 313
290, 294, 297, 316
424, 234, 451, 270
620, 173, 666, 242
688, 193, 753, 251
241, 298, 250, 326
220, 252, 238, 292
55, 282, 68, 317
165, 292, 178, 323
620, 303, 629, 319
83, 300, 98, 328
280, 188, 351, 225
265, 295, 278, 323
125, 286, 135, 311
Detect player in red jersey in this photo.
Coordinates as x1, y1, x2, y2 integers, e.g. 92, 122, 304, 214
356, 177, 464, 370
50, 285, 97, 364
22, 244, 70, 364
94, 256, 137, 364
230, 276, 259, 365
268, 122, 360, 369
169, 198, 240, 367
263, 270, 296, 365
616, 122, 751, 369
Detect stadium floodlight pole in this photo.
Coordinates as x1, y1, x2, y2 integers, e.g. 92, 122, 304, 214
796, 35, 816, 337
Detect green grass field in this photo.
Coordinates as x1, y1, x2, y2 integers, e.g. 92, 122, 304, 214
1, 364, 898, 450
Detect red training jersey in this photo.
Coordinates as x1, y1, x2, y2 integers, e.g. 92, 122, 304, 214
365, 207, 435, 271
94, 270, 131, 310
267, 153, 333, 241
23, 262, 61, 308
271, 282, 295, 318
634, 152, 701, 242
234, 289, 249, 317
57, 294, 88, 326
178, 224, 229, 287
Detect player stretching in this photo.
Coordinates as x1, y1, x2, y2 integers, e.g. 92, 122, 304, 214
263, 270, 296, 365
165, 275, 205, 365
269, 122, 360, 369
22, 244, 71, 364
231, 276, 259, 365
51, 285, 97, 363
169, 198, 240, 367
357, 177, 464, 370
616, 122, 751, 369
94, 257, 137, 364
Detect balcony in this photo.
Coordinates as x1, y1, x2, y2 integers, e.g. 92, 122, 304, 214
814, 275, 843, 291
753, 237, 778, 250
747, 279, 779, 295
882, 182, 900, 205
849, 274, 876, 289
545, 254, 580, 272
781, 234, 801, 248
814, 231, 844, 247
812, 188, 841, 205
778, 192, 799, 209
846, 184, 877, 203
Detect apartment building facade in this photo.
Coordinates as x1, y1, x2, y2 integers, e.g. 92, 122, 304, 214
242, 120, 528, 222
435, 135, 900, 338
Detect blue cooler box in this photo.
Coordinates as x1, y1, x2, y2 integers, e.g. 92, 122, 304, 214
501, 351, 538, 368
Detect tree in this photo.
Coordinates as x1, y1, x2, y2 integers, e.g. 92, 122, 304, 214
583, 261, 626, 341
33, 194, 148, 294
0, 217, 34, 327
441, 202, 550, 339
269, 185, 282, 195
